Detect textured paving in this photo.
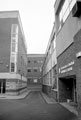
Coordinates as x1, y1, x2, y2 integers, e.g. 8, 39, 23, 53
0, 91, 78, 120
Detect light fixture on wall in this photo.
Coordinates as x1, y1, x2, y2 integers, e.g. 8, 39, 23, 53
76, 51, 81, 58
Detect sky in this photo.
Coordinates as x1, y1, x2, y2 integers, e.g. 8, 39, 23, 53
0, 0, 55, 54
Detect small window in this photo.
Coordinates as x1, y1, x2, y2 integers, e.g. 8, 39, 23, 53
27, 69, 31, 72
28, 60, 31, 63
12, 42, 16, 52
34, 69, 37, 72
28, 78, 31, 81
34, 60, 37, 63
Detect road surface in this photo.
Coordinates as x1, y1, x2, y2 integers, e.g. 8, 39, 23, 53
0, 91, 78, 120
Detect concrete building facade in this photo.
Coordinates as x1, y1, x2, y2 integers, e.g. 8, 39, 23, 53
27, 54, 44, 89
54, 0, 81, 104
42, 25, 58, 101
0, 11, 27, 95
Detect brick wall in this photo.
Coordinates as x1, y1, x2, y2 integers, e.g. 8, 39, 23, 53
57, 43, 75, 78
42, 85, 51, 97
57, 43, 76, 102
74, 29, 81, 113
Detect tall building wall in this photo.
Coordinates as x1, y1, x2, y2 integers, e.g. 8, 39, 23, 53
0, 11, 27, 95
54, 0, 81, 106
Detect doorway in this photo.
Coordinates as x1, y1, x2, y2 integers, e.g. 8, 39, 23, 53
0, 79, 6, 94
59, 76, 76, 102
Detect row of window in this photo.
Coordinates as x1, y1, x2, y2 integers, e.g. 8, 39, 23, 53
44, 36, 56, 71
59, 0, 76, 30
27, 68, 41, 72
28, 60, 43, 64
43, 67, 58, 90
28, 69, 37, 72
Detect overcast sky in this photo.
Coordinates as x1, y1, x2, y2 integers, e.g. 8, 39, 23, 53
0, 0, 55, 54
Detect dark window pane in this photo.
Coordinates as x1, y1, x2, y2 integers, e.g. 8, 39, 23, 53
11, 63, 15, 72
28, 60, 31, 63
34, 69, 37, 72
27, 69, 31, 72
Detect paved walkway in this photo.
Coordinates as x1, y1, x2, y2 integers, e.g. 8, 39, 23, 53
0, 90, 79, 117
0, 91, 77, 120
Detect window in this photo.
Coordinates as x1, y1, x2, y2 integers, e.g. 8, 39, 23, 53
11, 24, 18, 53
37, 60, 43, 63
27, 69, 31, 72
28, 60, 31, 63
12, 33, 17, 38
33, 79, 37, 83
34, 60, 37, 63
11, 63, 15, 72
12, 24, 18, 34
10, 24, 18, 73
52, 77, 57, 89
10, 54, 16, 72
34, 69, 37, 72
70, 0, 76, 12
11, 42, 16, 52
28, 78, 31, 81
59, 0, 76, 30
11, 54, 16, 63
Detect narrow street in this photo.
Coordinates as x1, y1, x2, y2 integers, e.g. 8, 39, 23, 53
0, 91, 78, 120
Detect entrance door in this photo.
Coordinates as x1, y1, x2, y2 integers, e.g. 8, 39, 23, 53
0, 79, 6, 94
59, 76, 76, 102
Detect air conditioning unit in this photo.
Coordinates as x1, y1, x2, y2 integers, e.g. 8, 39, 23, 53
72, 1, 81, 17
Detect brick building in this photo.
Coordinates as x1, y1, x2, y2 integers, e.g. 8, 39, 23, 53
27, 54, 44, 90
54, 0, 81, 104
0, 11, 27, 95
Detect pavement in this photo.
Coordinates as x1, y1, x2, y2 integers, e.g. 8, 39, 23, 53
41, 92, 78, 116
0, 89, 79, 117
0, 91, 77, 120
60, 102, 78, 116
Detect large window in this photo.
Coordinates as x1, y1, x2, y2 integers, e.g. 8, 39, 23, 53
11, 24, 18, 53
11, 63, 15, 72
10, 24, 18, 72
59, 0, 76, 28
28, 60, 31, 63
